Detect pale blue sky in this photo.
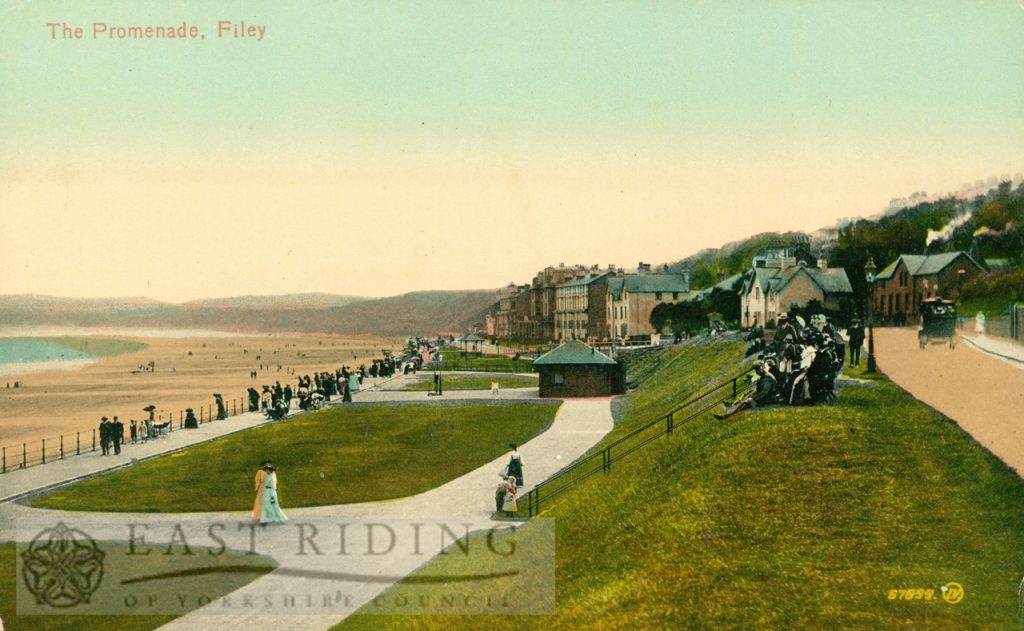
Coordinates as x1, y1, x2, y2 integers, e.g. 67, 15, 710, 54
1, 1, 1022, 299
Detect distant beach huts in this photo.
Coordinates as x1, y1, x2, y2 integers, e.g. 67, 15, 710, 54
533, 340, 625, 398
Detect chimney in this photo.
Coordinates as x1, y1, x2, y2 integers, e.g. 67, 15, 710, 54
817, 259, 827, 271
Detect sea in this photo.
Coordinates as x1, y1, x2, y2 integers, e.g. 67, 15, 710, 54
0, 326, 245, 379
0, 338, 95, 378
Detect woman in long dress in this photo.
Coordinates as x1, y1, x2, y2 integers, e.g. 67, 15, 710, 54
252, 462, 288, 524
507, 444, 524, 487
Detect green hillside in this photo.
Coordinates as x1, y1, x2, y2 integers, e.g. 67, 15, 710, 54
337, 337, 1024, 630
0, 289, 500, 336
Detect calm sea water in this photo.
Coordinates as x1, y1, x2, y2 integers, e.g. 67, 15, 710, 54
0, 339, 92, 365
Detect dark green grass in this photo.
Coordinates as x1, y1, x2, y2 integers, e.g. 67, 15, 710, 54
32, 402, 560, 513
0, 541, 274, 631
335, 340, 1024, 630
36, 337, 147, 357
437, 350, 533, 373
402, 375, 538, 391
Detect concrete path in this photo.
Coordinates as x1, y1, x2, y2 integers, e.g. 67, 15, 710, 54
874, 327, 1024, 476
154, 397, 612, 630
0, 374, 614, 630
961, 333, 1024, 368
0, 374, 401, 504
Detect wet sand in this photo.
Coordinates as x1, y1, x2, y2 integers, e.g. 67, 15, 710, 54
0, 332, 402, 449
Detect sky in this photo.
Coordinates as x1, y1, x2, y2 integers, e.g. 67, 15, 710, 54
1, 1, 1022, 301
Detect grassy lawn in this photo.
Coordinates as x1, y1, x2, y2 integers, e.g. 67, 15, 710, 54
37, 337, 147, 357
403, 375, 538, 391
32, 401, 560, 513
334, 337, 1024, 630
0, 541, 274, 631
437, 350, 533, 373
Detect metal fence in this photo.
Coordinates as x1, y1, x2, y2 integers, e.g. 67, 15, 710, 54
1, 396, 251, 474
519, 368, 755, 518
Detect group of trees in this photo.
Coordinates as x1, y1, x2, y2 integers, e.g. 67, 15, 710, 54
649, 284, 741, 335
829, 181, 1024, 301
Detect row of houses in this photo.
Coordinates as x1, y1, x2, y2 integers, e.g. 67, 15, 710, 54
738, 245, 989, 327
487, 246, 988, 342
486, 262, 692, 343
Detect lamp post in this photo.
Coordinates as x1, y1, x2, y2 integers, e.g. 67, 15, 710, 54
864, 256, 877, 373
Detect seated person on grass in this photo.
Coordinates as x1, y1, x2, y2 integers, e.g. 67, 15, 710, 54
714, 360, 778, 419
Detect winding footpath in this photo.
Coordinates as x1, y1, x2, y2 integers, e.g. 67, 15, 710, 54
0, 373, 615, 630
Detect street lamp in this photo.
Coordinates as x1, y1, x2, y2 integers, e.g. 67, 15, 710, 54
864, 256, 877, 373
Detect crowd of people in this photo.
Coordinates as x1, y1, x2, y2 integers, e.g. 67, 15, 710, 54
716, 313, 855, 418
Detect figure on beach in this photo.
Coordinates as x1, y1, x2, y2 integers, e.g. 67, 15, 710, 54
253, 461, 288, 525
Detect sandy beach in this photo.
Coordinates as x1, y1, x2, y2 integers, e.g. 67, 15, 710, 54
0, 331, 402, 451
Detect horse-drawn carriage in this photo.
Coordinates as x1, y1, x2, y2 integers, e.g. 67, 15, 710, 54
918, 297, 958, 350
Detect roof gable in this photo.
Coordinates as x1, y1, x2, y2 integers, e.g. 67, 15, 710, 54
533, 340, 617, 365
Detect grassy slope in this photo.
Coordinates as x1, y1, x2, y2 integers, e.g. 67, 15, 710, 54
337, 338, 1024, 630
403, 375, 538, 391
0, 542, 275, 631
33, 401, 559, 513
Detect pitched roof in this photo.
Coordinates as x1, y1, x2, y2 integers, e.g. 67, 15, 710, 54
807, 267, 854, 294
694, 273, 743, 300
559, 272, 610, 288
533, 340, 617, 365
876, 251, 984, 280
607, 277, 626, 300
607, 273, 690, 300
456, 333, 486, 342
745, 264, 852, 296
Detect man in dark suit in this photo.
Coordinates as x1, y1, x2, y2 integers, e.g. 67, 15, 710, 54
847, 318, 865, 366
112, 416, 123, 454
99, 417, 110, 455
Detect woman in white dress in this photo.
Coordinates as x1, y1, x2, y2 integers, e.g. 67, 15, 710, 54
252, 462, 288, 525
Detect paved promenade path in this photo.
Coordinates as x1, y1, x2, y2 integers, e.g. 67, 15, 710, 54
874, 328, 1024, 476
0, 372, 613, 630
0, 373, 406, 504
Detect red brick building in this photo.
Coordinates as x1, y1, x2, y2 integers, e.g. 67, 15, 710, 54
872, 251, 985, 320
533, 340, 626, 397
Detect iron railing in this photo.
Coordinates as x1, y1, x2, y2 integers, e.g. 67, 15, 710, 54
520, 367, 755, 517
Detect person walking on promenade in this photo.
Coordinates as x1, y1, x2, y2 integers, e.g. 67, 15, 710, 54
112, 416, 123, 455
99, 417, 110, 455
847, 319, 865, 366
506, 444, 524, 486
214, 393, 227, 420
248, 387, 260, 412
130, 419, 138, 444
184, 408, 198, 429
252, 461, 288, 525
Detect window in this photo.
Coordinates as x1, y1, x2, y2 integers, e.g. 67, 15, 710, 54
551, 371, 565, 385
655, 292, 662, 300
